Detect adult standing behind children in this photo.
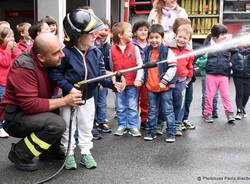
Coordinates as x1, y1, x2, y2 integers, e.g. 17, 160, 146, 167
0, 33, 83, 171
148, 0, 188, 44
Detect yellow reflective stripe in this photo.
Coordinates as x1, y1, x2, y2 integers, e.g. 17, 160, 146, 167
31, 133, 51, 150
24, 137, 41, 157
64, 28, 70, 41
84, 17, 96, 32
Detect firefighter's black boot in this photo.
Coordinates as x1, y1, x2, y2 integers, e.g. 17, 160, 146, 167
8, 143, 38, 171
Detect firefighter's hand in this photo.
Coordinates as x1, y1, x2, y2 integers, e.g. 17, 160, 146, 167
69, 87, 82, 95
159, 82, 167, 90
134, 80, 142, 87
64, 93, 83, 107
114, 76, 126, 92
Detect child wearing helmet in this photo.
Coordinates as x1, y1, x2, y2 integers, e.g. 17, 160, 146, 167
48, 9, 125, 170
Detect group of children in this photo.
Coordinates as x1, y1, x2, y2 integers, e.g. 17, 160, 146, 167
1, 8, 250, 171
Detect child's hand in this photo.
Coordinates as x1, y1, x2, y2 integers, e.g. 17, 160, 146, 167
159, 82, 167, 90
114, 76, 126, 92
6, 41, 15, 50
134, 80, 142, 87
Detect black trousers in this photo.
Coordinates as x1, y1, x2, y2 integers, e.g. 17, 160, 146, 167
3, 108, 66, 161
233, 77, 250, 110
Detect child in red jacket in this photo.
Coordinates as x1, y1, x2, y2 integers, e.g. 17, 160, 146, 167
16, 22, 33, 52
170, 24, 194, 136
110, 22, 143, 137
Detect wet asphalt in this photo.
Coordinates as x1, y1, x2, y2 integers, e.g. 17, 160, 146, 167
1, 77, 250, 184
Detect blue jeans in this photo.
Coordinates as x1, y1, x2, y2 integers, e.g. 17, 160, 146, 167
96, 87, 108, 123
147, 90, 175, 138
0, 85, 5, 129
116, 86, 139, 129
201, 77, 218, 113
173, 81, 186, 130
183, 83, 193, 121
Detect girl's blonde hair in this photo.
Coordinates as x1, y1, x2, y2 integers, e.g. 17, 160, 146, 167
112, 22, 131, 44
153, 0, 165, 23
176, 24, 193, 40
0, 26, 11, 44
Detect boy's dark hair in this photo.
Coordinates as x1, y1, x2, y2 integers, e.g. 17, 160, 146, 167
41, 16, 57, 26
148, 24, 164, 38
41, 16, 58, 35
204, 24, 228, 46
211, 23, 228, 38
28, 21, 45, 40
132, 20, 149, 35
100, 18, 110, 28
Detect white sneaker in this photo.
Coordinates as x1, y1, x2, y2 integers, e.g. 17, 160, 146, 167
0, 128, 9, 138
166, 137, 175, 143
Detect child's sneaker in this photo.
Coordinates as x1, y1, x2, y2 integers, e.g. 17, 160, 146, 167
175, 130, 183, 136
0, 128, 9, 138
80, 154, 97, 169
203, 113, 213, 123
242, 109, 247, 118
97, 123, 112, 133
129, 128, 141, 137
114, 127, 126, 136
226, 112, 235, 124
140, 122, 149, 130
156, 123, 163, 135
212, 111, 219, 118
181, 123, 187, 131
183, 120, 196, 129
175, 124, 183, 136
92, 128, 103, 140
65, 155, 77, 170
235, 109, 243, 120
144, 133, 156, 141
166, 137, 175, 143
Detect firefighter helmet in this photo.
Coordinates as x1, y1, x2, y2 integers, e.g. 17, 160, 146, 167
63, 9, 104, 45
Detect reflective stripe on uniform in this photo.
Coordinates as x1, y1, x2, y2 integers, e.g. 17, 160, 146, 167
24, 137, 41, 157
84, 17, 96, 32
31, 133, 51, 150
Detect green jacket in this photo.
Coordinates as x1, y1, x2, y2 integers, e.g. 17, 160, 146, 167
195, 53, 208, 77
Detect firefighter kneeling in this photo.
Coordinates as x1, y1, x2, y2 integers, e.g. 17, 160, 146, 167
0, 33, 83, 171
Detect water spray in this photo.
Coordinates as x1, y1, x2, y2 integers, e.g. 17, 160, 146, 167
74, 34, 250, 89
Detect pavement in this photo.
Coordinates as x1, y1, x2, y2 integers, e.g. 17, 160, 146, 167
1, 77, 250, 184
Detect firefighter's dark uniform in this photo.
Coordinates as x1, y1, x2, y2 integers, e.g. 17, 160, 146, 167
0, 52, 66, 171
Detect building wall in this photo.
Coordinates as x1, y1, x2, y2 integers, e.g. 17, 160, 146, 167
66, 0, 89, 12
0, 0, 34, 39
